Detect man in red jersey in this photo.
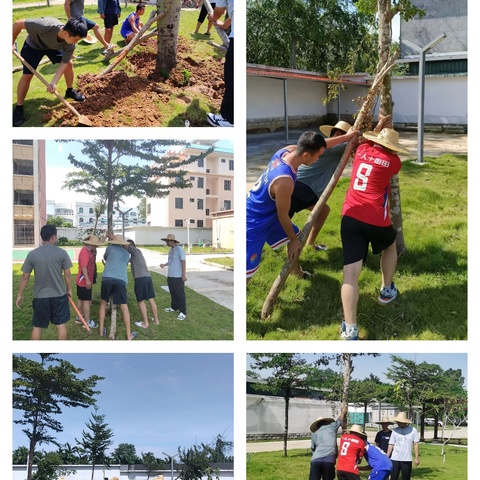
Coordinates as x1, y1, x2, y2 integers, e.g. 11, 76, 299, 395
336, 424, 367, 480
340, 120, 409, 340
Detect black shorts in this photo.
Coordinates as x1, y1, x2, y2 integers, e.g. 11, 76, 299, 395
289, 181, 319, 217
337, 472, 361, 480
341, 215, 397, 266
134, 276, 155, 302
104, 14, 119, 29
77, 285, 93, 301
101, 278, 128, 305
20, 42, 63, 75
32, 294, 70, 328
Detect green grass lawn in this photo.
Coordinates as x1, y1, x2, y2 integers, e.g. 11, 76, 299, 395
12, 4, 224, 126
247, 444, 467, 480
13, 262, 233, 341
247, 153, 467, 340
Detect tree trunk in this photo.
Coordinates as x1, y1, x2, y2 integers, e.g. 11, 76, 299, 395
342, 354, 353, 430
261, 57, 399, 318
377, 0, 407, 256
283, 393, 289, 457
156, 0, 182, 73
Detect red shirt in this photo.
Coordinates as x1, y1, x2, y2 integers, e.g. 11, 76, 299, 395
337, 433, 365, 474
342, 141, 402, 227
75, 246, 95, 287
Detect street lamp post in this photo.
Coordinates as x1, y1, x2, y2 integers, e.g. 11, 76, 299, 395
185, 218, 191, 253
162, 452, 179, 480
402, 34, 447, 164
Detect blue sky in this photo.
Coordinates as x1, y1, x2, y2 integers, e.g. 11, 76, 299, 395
246, 353, 467, 388
45, 139, 233, 205
12, 353, 233, 458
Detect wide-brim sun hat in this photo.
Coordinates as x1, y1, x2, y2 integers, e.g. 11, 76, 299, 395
375, 417, 394, 425
349, 424, 368, 437
310, 416, 335, 433
319, 120, 352, 137
108, 234, 130, 246
82, 33, 98, 44
82, 234, 104, 246
392, 412, 413, 424
161, 233, 180, 243
362, 128, 409, 154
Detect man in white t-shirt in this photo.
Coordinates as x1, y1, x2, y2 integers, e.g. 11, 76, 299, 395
387, 412, 419, 480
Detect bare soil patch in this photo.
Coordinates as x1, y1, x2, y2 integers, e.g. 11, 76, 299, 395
45, 37, 225, 127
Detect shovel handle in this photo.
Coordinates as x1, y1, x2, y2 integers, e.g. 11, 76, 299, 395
13, 49, 84, 118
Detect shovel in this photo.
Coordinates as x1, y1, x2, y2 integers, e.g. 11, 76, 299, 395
13, 49, 93, 127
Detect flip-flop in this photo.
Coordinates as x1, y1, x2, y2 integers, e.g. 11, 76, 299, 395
135, 321, 148, 329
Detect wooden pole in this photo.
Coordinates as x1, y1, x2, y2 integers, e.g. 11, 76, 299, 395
260, 55, 399, 319
202, 0, 229, 48
97, 10, 165, 77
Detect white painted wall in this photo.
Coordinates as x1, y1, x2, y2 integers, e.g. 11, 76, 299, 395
247, 75, 329, 119
247, 73, 467, 126
247, 395, 340, 436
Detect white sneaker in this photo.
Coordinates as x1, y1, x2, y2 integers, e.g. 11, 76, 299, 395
206, 112, 233, 127
164, 307, 176, 312
83, 319, 98, 329
177, 312, 186, 320
102, 44, 115, 54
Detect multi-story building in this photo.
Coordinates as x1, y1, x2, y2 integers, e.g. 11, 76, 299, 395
13, 140, 46, 247
146, 140, 234, 229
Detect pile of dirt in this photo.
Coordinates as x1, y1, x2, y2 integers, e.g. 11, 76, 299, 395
46, 37, 225, 127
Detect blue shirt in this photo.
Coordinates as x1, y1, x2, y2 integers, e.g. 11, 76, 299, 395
364, 443, 392, 471
103, 244, 130, 284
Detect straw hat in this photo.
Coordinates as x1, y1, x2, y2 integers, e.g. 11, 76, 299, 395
375, 417, 394, 425
161, 233, 180, 243
82, 235, 104, 246
108, 234, 130, 246
362, 128, 409, 154
319, 120, 352, 137
309, 416, 335, 433
392, 412, 413, 424
349, 424, 367, 438
82, 33, 98, 44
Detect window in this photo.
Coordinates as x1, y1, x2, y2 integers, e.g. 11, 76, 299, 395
221, 158, 226, 163
206, 209, 210, 216
175, 198, 184, 209
190, 176, 195, 180
79, 207, 84, 213
197, 177, 204, 188
175, 219, 184, 227
197, 220, 204, 227
79, 217, 84, 223
197, 199, 204, 210
147, 203, 151, 214
89, 208, 94, 214
229, 160, 234, 171
190, 198, 195, 202
224, 200, 231, 210
198, 158, 204, 168
224, 180, 232, 191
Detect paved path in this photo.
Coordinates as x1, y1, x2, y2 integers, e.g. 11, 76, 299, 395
247, 427, 469, 453
246, 130, 468, 191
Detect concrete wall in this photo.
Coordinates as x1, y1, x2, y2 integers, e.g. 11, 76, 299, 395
247, 73, 467, 130
247, 395, 340, 440
123, 226, 212, 246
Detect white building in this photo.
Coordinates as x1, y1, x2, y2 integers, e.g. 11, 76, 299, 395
147, 140, 234, 230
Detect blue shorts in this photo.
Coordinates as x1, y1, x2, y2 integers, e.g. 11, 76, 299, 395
246, 217, 299, 279
32, 294, 70, 328
101, 278, 128, 305
368, 470, 391, 480
20, 42, 63, 75
80, 16, 97, 30
134, 276, 155, 302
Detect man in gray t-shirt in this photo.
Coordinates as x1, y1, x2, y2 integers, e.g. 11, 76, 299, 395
309, 406, 347, 480
160, 234, 187, 321
288, 121, 352, 253
12, 16, 88, 127
16, 225, 73, 340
